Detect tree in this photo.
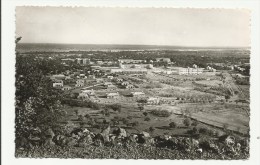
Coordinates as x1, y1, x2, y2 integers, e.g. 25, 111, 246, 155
169, 122, 177, 128
225, 95, 231, 102
183, 118, 191, 127
15, 55, 65, 145
149, 127, 155, 133
138, 104, 144, 111
144, 117, 151, 121
110, 104, 122, 113
191, 120, 199, 126
143, 112, 148, 116
132, 121, 139, 127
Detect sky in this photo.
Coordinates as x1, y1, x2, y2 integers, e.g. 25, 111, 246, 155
16, 7, 250, 47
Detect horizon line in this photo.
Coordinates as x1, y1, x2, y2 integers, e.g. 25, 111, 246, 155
17, 42, 250, 49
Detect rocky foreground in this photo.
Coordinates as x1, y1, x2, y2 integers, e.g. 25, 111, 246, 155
15, 126, 249, 159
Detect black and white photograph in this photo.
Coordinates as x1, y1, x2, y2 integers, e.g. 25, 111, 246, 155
2, 0, 260, 164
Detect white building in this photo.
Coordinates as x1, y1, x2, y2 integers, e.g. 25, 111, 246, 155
106, 92, 120, 99
131, 91, 145, 97
53, 82, 63, 88
147, 97, 160, 105
62, 85, 72, 91
177, 67, 204, 75
75, 79, 85, 87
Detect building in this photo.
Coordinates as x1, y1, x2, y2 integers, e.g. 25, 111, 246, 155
121, 81, 130, 86
76, 58, 82, 64
177, 67, 204, 75
110, 69, 148, 74
156, 58, 171, 63
107, 75, 113, 79
147, 97, 160, 105
79, 74, 86, 78
131, 91, 145, 97
53, 82, 63, 88
104, 82, 113, 86
62, 85, 72, 91
82, 58, 90, 65
75, 79, 85, 87
106, 92, 120, 99
82, 89, 95, 96
96, 78, 104, 83
51, 74, 66, 80
125, 84, 134, 89
116, 78, 124, 82
118, 59, 144, 64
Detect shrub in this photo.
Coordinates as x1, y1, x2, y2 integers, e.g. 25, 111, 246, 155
84, 113, 90, 118
169, 122, 177, 128
144, 117, 151, 121
110, 104, 122, 112
77, 115, 84, 121
151, 109, 171, 117
143, 112, 148, 116
191, 120, 199, 126
183, 118, 191, 127
149, 127, 155, 132
132, 121, 139, 127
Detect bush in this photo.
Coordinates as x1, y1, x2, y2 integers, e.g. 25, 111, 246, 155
149, 127, 155, 132
183, 118, 191, 127
151, 109, 171, 117
143, 112, 148, 116
169, 122, 177, 128
144, 117, 151, 121
191, 120, 199, 126
77, 115, 84, 121
110, 104, 122, 112
84, 113, 90, 119
132, 121, 139, 127
199, 127, 214, 136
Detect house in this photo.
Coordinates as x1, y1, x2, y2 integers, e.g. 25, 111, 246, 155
79, 74, 85, 78
96, 78, 104, 83
53, 82, 63, 88
116, 78, 124, 82
156, 58, 171, 63
88, 75, 96, 79
106, 84, 117, 88
104, 82, 113, 86
82, 89, 95, 97
107, 76, 113, 79
147, 97, 160, 105
62, 85, 72, 91
125, 84, 134, 89
51, 74, 66, 80
131, 91, 145, 97
75, 79, 85, 87
121, 81, 130, 86
106, 92, 120, 99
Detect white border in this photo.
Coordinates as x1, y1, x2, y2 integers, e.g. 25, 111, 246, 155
2, 0, 260, 165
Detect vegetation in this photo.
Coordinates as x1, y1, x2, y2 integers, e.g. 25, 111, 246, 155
150, 109, 171, 117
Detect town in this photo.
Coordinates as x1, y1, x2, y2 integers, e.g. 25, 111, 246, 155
15, 47, 250, 159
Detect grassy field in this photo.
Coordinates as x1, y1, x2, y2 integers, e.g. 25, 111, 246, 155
62, 70, 249, 138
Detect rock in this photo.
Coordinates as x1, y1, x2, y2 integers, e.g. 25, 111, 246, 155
45, 128, 55, 138
78, 135, 93, 147
116, 127, 127, 138
82, 128, 90, 134
142, 131, 150, 138
225, 136, 235, 146
44, 138, 55, 146
66, 137, 78, 146
101, 125, 110, 136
